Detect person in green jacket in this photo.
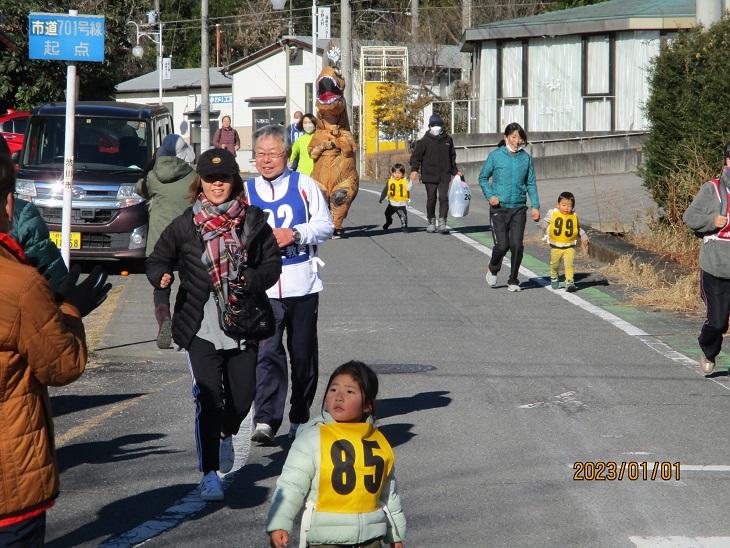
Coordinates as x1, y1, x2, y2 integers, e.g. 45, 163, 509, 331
136, 134, 196, 348
478, 122, 540, 292
289, 113, 317, 176
267, 360, 406, 548
10, 198, 68, 291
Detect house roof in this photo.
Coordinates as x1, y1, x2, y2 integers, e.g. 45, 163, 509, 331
222, 35, 462, 75
223, 36, 330, 75
460, 0, 695, 50
116, 67, 232, 94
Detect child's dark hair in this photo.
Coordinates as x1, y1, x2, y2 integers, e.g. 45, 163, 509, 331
391, 163, 406, 175
558, 191, 575, 208
0, 153, 15, 204
724, 140, 730, 163
497, 122, 527, 147
323, 360, 379, 421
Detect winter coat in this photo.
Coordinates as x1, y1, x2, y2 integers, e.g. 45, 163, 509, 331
135, 156, 196, 255
409, 131, 459, 184
683, 180, 730, 279
478, 146, 540, 210
267, 411, 406, 545
213, 127, 240, 151
0, 235, 87, 522
290, 133, 315, 176
145, 204, 282, 350
10, 198, 68, 291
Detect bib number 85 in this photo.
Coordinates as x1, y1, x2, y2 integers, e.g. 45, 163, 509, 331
331, 439, 385, 495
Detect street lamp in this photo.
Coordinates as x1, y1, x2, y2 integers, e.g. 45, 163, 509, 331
128, 11, 164, 105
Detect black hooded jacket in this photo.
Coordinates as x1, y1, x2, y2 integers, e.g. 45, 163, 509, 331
409, 130, 459, 184
146, 204, 281, 349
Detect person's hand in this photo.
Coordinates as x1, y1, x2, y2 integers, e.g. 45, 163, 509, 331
714, 214, 727, 228
531, 208, 540, 222
221, 144, 228, 149
160, 273, 174, 289
269, 530, 288, 547
489, 196, 499, 206
410, 171, 418, 181
273, 227, 295, 248
56, 264, 112, 317
390, 543, 403, 548
582, 240, 589, 248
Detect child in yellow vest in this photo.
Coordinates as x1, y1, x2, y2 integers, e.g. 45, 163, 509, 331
541, 191, 589, 292
379, 163, 412, 233
267, 360, 406, 548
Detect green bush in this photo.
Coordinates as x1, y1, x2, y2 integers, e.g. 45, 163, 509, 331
643, 19, 730, 226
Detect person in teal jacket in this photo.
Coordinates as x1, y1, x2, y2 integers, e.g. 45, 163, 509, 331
267, 361, 406, 548
10, 198, 68, 291
478, 122, 540, 292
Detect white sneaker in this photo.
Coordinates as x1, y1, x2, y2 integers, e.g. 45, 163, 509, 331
288, 423, 300, 439
485, 269, 497, 287
219, 436, 234, 473
507, 283, 522, 292
699, 353, 715, 375
199, 471, 224, 501
251, 423, 273, 443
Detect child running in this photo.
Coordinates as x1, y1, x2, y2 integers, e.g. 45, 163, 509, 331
540, 191, 589, 292
267, 360, 406, 548
380, 163, 412, 233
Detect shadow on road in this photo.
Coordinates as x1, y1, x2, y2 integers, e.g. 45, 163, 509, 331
56, 433, 179, 472
378, 390, 451, 420
51, 393, 145, 418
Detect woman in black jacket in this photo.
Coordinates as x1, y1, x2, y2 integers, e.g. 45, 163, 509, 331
146, 148, 281, 502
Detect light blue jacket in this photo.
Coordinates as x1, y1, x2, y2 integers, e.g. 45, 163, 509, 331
267, 411, 406, 545
478, 146, 540, 210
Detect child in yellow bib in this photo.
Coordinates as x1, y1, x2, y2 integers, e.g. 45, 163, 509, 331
267, 361, 406, 548
379, 163, 412, 233
540, 191, 588, 292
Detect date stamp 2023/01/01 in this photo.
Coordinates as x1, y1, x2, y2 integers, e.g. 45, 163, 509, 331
573, 462, 680, 481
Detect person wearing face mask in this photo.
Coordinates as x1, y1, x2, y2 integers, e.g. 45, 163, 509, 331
478, 122, 541, 292
683, 139, 730, 380
288, 111, 304, 150
289, 113, 317, 176
409, 114, 461, 234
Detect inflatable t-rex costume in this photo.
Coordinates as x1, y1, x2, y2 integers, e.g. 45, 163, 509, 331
308, 66, 358, 237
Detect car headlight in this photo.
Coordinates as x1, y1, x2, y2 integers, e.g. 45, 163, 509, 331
15, 179, 37, 198
117, 184, 145, 207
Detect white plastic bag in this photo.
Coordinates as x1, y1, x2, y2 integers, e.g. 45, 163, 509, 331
448, 175, 471, 217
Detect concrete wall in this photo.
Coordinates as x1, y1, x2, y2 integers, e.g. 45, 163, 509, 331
454, 132, 647, 182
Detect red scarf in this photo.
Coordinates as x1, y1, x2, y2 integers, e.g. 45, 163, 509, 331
0, 233, 29, 264
192, 194, 248, 304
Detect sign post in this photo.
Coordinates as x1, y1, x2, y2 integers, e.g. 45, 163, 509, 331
29, 10, 105, 267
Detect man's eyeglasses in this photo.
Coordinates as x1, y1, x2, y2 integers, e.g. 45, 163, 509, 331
254, 150, 287, 160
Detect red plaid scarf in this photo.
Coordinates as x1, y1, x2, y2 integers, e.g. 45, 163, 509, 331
193, 194, 248, 305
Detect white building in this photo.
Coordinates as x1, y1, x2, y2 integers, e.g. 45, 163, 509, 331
459, 0, 696, 133
115, 67, 233, 157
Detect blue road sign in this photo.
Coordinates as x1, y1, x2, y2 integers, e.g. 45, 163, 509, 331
29, 13, 105, 62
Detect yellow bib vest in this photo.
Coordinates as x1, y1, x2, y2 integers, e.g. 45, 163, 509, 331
317, 423, 394, 514
548, 211, 579, 246
387, 178, 409, 202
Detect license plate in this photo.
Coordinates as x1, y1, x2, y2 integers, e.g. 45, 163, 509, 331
50, 231, 81, 250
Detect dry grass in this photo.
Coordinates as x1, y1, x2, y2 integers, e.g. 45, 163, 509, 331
83, 286, 124, 356
599, 255, 702, 314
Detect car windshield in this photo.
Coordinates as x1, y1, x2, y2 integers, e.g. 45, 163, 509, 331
21, 115, 150, 171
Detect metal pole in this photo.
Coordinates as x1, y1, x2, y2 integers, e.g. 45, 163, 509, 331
284, 41, 291, 124
62, 9, 78, 267
201, 0, 211, 151
312, 0, 317, 114
156, 0, 162, 105
341, 0, 352, 125
216, 24, 221, 67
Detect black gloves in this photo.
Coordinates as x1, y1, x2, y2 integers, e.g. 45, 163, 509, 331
56, 264, 112, 317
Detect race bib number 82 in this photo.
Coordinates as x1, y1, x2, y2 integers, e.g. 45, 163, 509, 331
317, 423, 394, 514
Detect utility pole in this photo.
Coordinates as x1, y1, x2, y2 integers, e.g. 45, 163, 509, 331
461, 0, 471, 82
201, 0, 211, 151
696, 0, 722, 26
155, 0, 163, 105
341, 0, 352, 125
411, 0, 419, 38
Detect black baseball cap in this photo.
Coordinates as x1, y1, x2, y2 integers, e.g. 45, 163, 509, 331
197, 148, 240, 176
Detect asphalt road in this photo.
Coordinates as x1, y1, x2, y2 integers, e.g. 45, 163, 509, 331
45, 180, 729, 547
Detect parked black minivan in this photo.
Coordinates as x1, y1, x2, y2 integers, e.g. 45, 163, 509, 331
15, 101, 173, 259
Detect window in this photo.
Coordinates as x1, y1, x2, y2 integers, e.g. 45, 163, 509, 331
252, 109, 285, 131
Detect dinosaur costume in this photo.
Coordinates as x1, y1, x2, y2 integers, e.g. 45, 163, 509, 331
308, 66, 359, 236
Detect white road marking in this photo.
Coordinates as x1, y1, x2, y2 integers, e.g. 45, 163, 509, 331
370, 190, 729, 392
630, 536, 730, 547
99, 413, 252, 547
